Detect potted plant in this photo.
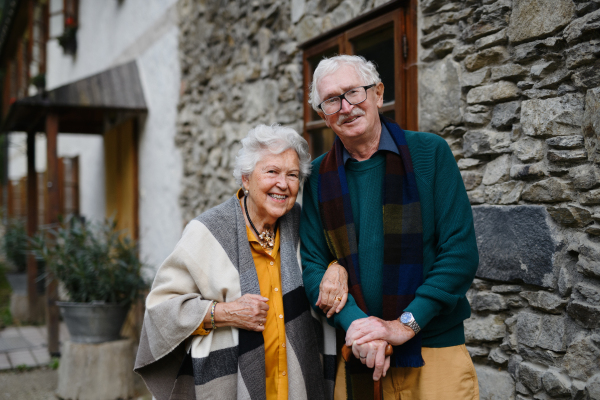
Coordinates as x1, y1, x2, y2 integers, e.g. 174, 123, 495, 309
31, 217, 147, 343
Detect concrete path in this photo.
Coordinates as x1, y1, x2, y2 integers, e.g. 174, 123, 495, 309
0, 323, 69, 370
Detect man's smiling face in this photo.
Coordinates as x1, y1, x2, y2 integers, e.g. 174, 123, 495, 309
317, 64, 384, 142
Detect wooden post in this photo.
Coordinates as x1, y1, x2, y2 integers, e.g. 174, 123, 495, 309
26, 131, 39, 322
45, 113, 60, 356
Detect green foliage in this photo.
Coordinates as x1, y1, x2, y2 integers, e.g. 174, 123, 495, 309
0, 261, 13, 328
57, 26, 77, 55
30, 73, 46, 91
49, 357, 60, 370
0, 308, 12, 328
4, 219, 28, 273
15, 364, 31, 372
30, 217, 147, 306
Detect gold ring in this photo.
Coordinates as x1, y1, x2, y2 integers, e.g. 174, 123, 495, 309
258, 323, 264, 326
336, 297, 342, 301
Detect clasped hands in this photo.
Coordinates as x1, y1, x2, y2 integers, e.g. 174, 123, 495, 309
346, 316, 416, 380
317, 263, 415, 381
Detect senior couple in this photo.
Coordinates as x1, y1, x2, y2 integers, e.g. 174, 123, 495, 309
135, 55, 480, 400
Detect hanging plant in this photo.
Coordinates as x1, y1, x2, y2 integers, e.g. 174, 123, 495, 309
58, 24, 78, 55
30, 73, 45, 92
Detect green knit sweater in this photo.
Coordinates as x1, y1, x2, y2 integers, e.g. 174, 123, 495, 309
300, 130, 479, 348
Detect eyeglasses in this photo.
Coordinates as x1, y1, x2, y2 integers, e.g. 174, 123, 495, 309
318, 84, 376, 116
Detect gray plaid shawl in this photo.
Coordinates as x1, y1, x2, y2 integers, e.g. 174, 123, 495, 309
134, 196, 332, 400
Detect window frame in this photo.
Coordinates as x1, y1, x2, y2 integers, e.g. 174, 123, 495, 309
301, 0, 418, 157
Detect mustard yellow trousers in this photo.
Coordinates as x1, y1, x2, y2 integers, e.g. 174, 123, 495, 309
334, 344, 479, 400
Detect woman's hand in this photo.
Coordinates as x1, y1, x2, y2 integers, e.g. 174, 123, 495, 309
214, 294, 269, 332
351, 339, 391, 381
316, 262, 348, 318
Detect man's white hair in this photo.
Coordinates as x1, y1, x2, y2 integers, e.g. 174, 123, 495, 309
308, 55, 381, 112
233, 124, 312, 186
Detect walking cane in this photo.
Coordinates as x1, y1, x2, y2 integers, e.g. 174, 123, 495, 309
341, 344, 393, 400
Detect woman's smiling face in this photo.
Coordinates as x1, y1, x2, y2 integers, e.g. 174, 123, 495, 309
242, 148, 301, 225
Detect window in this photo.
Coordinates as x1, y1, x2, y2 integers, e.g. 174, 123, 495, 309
29, 0, 49, 93
49, 0, 78, 54
7, 158, 80, 224
1, 0, 49, 115
302, 2, 417, 157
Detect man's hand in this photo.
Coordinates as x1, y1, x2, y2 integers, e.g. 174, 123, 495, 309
346, 316, 415, 347
316, 263, 348, 318
351, 339, 391, 381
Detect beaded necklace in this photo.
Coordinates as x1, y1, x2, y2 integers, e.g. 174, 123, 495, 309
243, 195, 276, 250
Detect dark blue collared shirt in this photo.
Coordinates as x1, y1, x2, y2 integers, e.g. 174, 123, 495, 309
342, 122, 398, 164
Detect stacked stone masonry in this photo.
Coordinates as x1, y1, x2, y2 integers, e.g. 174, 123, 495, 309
177, 0, 600, 398
419, 0, 600, 399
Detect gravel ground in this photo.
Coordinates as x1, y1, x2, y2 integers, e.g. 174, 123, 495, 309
0, 367, 152, 400
0, 368, 58, 400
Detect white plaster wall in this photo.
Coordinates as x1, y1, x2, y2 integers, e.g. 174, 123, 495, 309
39, 0, 182, 271
136, 27, 183, 273
56, 134, 105, 224
46, 0, 179, 89
7, 133, 50, 179
7, 133, 28, 180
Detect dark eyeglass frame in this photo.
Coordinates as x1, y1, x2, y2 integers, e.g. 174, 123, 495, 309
318, 84, 377, 116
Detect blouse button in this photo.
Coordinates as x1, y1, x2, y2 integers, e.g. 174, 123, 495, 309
270, 261, 274, 265
282, 343, 286, 348
279, 314, 283, 319
274, 287, 279, 292
282, 371, 286, 376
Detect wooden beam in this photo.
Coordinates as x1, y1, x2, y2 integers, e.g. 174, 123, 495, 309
45, 113, 60, 356
26, 131, 39, 322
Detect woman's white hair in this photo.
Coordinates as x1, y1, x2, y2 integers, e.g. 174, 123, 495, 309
233, 124, 312, 186
308, 55, 381, 112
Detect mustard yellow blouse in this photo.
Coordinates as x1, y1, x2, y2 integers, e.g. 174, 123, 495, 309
246, 224, 288, 400
193, 192, 289, 400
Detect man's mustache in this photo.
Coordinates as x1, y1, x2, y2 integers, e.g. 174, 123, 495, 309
337, 108, 366, 126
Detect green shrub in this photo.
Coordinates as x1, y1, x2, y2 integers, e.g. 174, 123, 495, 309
15, 364, 31, 372
4, 219, 28, 273
0, 262, 13, 327
30, 217, 148, 306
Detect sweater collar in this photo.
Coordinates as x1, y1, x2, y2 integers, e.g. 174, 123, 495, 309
341, 120, 399, 164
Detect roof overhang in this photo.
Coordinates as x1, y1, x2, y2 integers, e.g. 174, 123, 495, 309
1, 60, 147, 134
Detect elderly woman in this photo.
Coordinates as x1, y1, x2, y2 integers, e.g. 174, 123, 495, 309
135, 124, 330, 400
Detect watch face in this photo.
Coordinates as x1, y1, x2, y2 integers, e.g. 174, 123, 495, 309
400, 313, 412, 324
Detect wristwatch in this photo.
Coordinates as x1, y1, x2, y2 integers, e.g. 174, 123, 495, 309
399, 312, 421, 334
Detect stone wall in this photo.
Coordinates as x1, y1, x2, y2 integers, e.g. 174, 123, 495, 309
418, 1, 600, 399
176, 0, 388, 220
177, 0, 600, 398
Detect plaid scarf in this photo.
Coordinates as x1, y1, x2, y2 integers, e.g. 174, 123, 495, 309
317, 116, 424, 370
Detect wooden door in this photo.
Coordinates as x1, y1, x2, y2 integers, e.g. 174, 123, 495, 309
104, 119, 138, 240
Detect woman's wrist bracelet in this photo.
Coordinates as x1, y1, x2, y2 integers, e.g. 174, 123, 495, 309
210, 301, 218, 330
327, 260, 340, 268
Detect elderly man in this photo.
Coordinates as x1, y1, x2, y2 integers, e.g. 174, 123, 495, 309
300, 55, 479, 400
